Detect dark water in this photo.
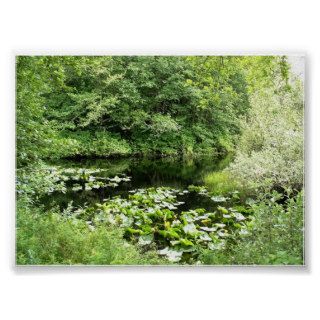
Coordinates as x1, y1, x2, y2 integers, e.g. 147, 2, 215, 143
43, 155, 233, 211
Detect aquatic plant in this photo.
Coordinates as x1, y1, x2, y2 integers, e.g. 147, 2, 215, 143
17, 166, 132, 197
73, 187, 251, 263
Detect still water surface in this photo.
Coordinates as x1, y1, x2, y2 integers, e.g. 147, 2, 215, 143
43, 156, 232, 211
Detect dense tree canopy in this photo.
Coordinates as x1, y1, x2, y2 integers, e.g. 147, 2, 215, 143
17, 55, 289, 167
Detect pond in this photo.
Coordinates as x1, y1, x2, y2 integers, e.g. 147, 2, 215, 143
43, 155, 233, 211
39, 155, 251, 263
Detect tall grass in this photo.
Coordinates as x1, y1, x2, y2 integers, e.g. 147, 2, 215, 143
16, 201, 164, 265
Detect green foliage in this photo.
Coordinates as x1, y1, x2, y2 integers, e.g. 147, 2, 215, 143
74, 187, 250, 263
199, 190, 304, 265
236, 56, 290, 94
204, 171, 243, 195
18, 55, 279, 159
52, 130, 132, 158
17, 55, 291, 161
16, 164, 66, 203
228, 86, 303, 190
16, 57, 52, 167
17, 165, 132, 201
16, 200, 163, 265
16, 55, 304, 265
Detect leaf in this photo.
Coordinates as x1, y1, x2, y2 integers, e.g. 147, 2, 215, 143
234, 211, 246, 221
211, 195, 228, 202
126, 227, 143, 235
208, 242, 225, 250
217, 230, 228, 237
199, 233, 212, 241
181, 213, 194, 223
200, 218, 211, 225
179, 238, 194, 246
72, 184, 82, 191
217, 206, 228, 214
107, 182, 119, 187
158, 229, 180, 239
158, 247, 183, 262
138, 234, 153, 246
108, 175, 122, 183
183, 223, 198, 235
172, 220, 181, 227
200, 226, 217, 232
119, 213, 134, 227
167, 204, 177, 210
239, 229, 249, 235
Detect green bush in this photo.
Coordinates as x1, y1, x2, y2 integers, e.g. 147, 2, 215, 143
16, 201, 163, 265
50, 130, 132, 158
199, 190, 304, 265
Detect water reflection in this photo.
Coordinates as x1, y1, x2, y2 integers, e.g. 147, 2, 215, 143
43, 155, 232, 210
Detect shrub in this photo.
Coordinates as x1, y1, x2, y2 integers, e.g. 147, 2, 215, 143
50, 130, 132, 158
228, 87, 303, 190
199, 190, 304, 265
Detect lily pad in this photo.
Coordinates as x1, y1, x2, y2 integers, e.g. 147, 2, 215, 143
199, 233, 212, 241
72, 184, 83, 191
108, 175, 122, 183
215, 223, 226, 228
183, 223, 198, 235
211, 195, 228, 202
172, 220, 181, 227
138, 234, 153, 246
208, 242, 225, 250
158, 247, 183, 262
200, 226, 217, 232
233, 211, 246, 221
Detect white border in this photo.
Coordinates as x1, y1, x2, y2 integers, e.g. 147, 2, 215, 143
1, 1, 319, 319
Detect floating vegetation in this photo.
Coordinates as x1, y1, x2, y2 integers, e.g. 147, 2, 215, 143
211, 195, 228, 202
36, 167, 132, 194
71, 186, 251, 263
23, 165, 252, 263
